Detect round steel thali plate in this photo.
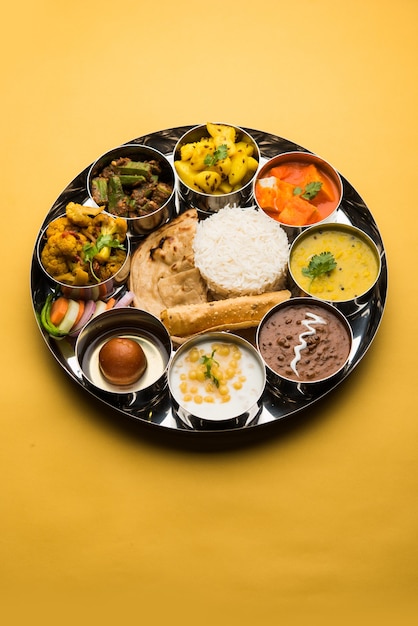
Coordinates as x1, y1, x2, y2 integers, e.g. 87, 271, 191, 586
30, 126, 388, 435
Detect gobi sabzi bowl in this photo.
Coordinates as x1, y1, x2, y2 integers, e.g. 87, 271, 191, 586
36, 205, 131, 301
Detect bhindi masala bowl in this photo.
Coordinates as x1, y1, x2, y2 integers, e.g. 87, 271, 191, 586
87, 143, 176, 236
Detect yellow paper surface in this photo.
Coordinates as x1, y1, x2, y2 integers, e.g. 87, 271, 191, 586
1, 1, 417, 624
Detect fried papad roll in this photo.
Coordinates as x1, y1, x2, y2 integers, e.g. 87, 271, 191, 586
161, 290, 291, 338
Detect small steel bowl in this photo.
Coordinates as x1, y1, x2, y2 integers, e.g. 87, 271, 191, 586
36, 213, 131, 301
168, 331, 266, 430
288, 223, 382, 315
256, 297, 353, 399
173, 123, 260, 216
75, 307, 173, 410
87, 144, 176, 237
253, 151, 343, 242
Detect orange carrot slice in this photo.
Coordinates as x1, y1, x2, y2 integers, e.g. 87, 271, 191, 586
49, 297, 69, 326
74, 300, 85, 326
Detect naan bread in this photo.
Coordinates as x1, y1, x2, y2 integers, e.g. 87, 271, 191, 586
129, 209, 207, 317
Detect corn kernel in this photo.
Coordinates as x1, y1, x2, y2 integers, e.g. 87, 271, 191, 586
229, 359, 238, 371
232, 348, 242, 360
189, 348, 200, 362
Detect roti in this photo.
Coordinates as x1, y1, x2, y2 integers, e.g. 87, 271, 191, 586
129, 208, 208, 318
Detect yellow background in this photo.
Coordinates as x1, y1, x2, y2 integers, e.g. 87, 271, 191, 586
1, 1, 417, 624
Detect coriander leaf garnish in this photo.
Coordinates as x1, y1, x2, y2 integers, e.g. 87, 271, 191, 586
302, 251, 337, 288
83, 234, 124, 264
293, 180, 323, 200
204, 144, 228, 167
200, 350, 220, 387
96, 233, 125, 252
83, 241, 98, 262
83, 234, 125, 282
302, 181, 323, 200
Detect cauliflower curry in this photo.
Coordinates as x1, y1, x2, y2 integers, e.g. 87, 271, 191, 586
41, 202, 128, 286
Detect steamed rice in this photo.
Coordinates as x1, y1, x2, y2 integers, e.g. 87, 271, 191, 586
193, 206, 289, 298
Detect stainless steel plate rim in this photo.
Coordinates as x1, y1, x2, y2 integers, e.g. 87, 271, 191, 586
30, 125, 388, 436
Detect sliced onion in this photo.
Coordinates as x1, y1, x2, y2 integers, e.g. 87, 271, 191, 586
113, 291, 135, 309
91, 300, 108, 318
57, 299, 81, 334
64, 292, 135, 337
69, 299, 97, 336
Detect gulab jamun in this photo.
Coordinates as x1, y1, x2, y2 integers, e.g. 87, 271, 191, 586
98, 337, 147, 385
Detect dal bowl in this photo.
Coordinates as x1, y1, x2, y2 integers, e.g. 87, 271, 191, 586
256, 297, 353, 397
288, 223, 381, 313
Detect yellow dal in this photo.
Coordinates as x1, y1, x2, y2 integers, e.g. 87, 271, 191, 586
290, 228, 380, 301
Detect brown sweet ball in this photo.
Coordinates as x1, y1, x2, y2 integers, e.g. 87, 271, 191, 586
98, 337, 147, 386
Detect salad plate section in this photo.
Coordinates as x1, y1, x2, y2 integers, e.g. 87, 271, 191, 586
31, 125, 387, 434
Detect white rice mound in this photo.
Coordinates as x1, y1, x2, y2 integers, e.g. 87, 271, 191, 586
193, 206, 289, 299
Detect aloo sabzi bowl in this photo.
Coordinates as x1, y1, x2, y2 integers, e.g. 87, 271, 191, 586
87, 143, 176, 237
75, 307, 173, 412
173, 123, 260, 216
256, 297, 353, 399
168, 332, 266, 430
36, 210, 131, 301
254, 151, 343, 242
